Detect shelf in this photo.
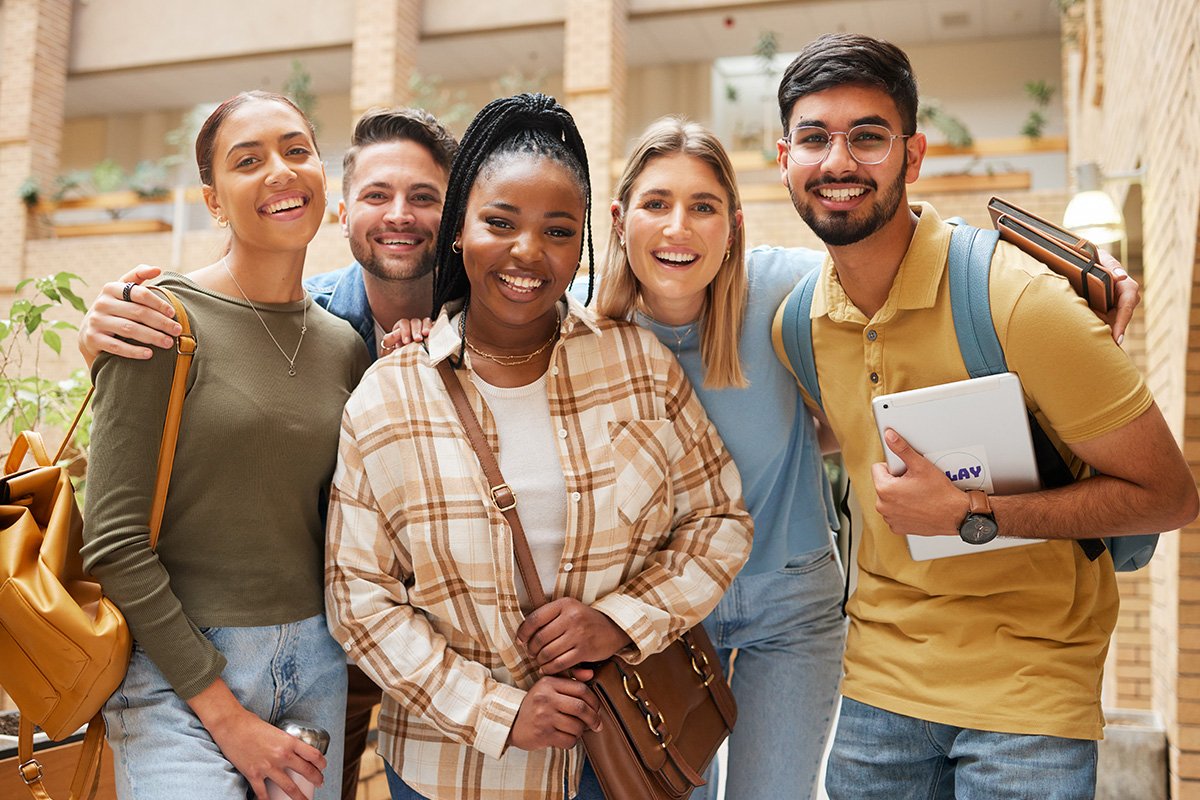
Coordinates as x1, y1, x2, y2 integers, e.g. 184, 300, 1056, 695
54, 219, 173, 237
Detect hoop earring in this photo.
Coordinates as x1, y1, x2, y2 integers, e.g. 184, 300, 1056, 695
451, 240, 463, 254
216, 216, 228, 228
724, 247, 731, 262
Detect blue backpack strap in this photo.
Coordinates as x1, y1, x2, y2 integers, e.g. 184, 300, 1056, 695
947, 223, 1005, 377
945, 223, 1154, 568
779, 267, 823, 413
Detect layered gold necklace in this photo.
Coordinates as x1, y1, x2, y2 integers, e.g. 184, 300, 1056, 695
459, 309, 559, 367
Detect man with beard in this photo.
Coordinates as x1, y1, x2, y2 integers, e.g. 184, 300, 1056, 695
306, 107, 455, 359
77, 107, 458, 800
769, 33, 1196, 799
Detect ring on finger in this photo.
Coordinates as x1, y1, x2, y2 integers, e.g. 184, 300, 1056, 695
122, 282, 136, 303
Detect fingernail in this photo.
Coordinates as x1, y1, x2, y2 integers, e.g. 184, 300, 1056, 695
1114, 268, 1127, 277
884, 429, 898, 444
1118, 334, 1124, 345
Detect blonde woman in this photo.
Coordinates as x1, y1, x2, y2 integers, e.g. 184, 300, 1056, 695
599, 117, 846, 800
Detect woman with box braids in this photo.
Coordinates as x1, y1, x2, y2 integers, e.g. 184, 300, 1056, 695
325, 93, 751, 799
433, 92, 596, 318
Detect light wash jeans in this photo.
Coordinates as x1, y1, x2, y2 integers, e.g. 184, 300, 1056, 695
384, 757, 606, 799
103, 614, 347, 800
694, 544, 846, 800
825, 698, 1098, 800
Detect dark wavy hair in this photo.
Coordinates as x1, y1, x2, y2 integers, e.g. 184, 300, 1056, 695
341, 107, 458, 198
430, 93, 595, 319
777, 33, 919, 135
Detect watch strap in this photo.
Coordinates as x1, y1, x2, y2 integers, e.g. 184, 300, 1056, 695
966, 489, 992, 517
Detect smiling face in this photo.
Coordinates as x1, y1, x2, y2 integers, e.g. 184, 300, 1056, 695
340, 139, 447, 283
616, 152, 741, 323
776, 84, 924, 247
459, 155, 584, 342
202, 99, 326, 253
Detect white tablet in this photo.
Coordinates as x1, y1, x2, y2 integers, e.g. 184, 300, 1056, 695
871, 372, 1044, 561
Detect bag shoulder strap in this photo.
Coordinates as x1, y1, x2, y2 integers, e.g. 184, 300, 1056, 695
947, 223, 1005, 378
779, 266, 823, 413
146, 287, 197, 550
435, 361, 548, 609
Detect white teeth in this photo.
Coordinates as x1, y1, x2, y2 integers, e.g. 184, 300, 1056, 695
498, 273, 545, 290
381, 238, 418, 246
818, 187, 866, 201
266, 197, 305, 214
654, 251, 698, 264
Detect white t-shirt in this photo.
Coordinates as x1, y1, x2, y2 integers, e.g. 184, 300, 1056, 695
471, 371, 568, 606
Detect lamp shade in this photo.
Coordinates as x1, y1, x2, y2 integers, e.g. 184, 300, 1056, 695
1064, 163, 1125, 245
1063, 189, 1124, 245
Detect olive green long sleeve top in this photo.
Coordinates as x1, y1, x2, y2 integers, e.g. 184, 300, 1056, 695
82, 274, 370, 700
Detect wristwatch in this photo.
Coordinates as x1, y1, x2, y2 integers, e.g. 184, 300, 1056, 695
959, 490, 999, 545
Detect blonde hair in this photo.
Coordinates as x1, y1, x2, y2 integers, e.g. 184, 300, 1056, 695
598, 117, 748, 389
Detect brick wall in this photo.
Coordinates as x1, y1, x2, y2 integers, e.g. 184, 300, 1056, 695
0, 0, 71, 284
564, 0, 627, 248
350, 0, 421, 124
1064, 1, 1200, 795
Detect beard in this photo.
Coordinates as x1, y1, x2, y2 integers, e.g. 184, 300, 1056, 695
350, 232, 436, 283
788, 156, 908, 247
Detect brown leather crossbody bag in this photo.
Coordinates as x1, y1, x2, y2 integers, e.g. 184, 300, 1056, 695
437, 360, 735, 800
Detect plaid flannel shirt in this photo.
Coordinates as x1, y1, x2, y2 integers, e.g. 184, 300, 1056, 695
325, 295, 751, 800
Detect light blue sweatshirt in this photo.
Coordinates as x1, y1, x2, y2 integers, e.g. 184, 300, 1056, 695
632, 247, 839, 576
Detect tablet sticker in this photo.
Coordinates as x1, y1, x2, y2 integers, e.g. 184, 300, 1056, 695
928, 444, 995, 494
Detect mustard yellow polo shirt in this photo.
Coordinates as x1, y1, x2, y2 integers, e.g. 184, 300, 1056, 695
773, 203, 1153, 739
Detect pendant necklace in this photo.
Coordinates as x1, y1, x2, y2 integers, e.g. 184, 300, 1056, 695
222, 258, 308, 376
637, 307, 696, 356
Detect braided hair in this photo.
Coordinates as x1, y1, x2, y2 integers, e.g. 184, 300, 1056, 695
431, 93, 595, 319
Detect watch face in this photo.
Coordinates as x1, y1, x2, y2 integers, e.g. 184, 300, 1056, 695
960, 514, 999, 545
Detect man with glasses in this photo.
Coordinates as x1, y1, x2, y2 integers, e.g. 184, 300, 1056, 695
769, 33, 1196, 798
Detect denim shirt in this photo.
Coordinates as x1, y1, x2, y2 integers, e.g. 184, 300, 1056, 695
305, 263, 377, 359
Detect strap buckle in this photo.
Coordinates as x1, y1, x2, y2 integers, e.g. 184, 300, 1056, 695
490, 483, 517, 512
177, 333, 198, 355
19, 758, 44, 786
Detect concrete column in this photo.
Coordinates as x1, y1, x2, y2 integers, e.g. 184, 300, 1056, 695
0, 0, 72, 284
563, 0, 627, 255
350, 0, 422, 123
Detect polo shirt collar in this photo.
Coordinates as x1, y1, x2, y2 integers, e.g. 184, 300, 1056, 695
813, 202, 952, 323
427, 292, 602, 366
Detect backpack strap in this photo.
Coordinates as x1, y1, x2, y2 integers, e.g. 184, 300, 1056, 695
947, 224, 1006, 378
779, 266, 823, 413
946, 222, 1111, 564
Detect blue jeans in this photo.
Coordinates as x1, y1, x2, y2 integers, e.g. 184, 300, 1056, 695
103, 614, 347, 800
825, 698, 1098, 800
385, 757, 606, 799
693, 545, 846, 800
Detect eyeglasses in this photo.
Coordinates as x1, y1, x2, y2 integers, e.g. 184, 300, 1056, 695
781, 124, 912, 166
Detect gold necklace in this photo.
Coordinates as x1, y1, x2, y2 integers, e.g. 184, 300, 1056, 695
461, 310, 559, 367
222, 258, 309, 377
